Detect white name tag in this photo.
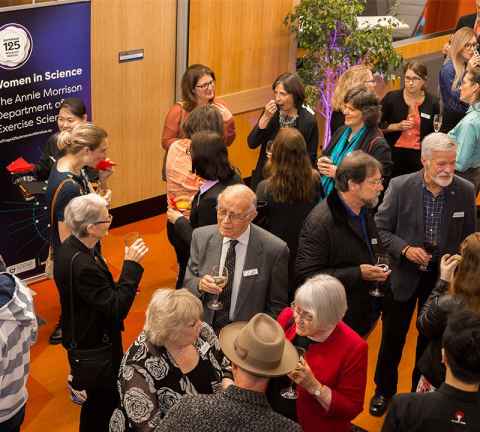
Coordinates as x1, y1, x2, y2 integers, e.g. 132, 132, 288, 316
199, 341, 210, 356
453, 211, 465, 218
420, 112, 431, 119
371, 238, 378, 245
243, 268, 259, 277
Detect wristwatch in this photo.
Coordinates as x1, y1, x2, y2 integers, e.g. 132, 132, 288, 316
311, 383, 323, 398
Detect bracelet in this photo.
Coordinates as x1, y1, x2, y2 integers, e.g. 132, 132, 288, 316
402, 245, 410, 257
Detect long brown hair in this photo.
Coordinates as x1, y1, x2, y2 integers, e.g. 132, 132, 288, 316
266, 128, 317, 202
450, 232, 480, 313
181, 64, 216, 112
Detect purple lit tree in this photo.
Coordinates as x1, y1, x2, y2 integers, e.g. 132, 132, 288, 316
284, 0, 402, 147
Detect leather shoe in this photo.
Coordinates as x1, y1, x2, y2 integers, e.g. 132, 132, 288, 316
49, 324, 62, 345
369, 394, 390, 417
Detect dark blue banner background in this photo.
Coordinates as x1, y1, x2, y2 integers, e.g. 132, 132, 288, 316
0, 1, 91, 279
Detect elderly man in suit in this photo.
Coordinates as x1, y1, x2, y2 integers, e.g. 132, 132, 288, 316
184, 184, 289, 331
369, 133, 477, 416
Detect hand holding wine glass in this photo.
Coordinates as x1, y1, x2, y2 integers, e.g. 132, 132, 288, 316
369, 253, 391, 297
207, 264, 228, 311
433, 114, 442, 133
281, 346, 306, 399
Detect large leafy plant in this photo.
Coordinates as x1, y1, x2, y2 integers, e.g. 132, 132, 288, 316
285, 0, 402, 146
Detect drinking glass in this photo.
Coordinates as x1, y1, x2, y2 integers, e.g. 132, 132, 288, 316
420, 241, 437, 271
369, 253, 390, 297
207, 265, 228, 311
280, 346, 306, 399
433, 114, 442, 133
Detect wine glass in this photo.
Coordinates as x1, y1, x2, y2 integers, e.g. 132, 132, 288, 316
420, 241, 437, 271
433, 114, 442, 133
280, 346, 306, 399
369, 253, 390, 297
207, 264, 228, 310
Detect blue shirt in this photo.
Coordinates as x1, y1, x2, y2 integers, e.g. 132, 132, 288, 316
439, 61, 468, 114
448, 102, 480, 171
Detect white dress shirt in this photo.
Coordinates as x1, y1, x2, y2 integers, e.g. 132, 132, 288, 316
219, 225, 251, 320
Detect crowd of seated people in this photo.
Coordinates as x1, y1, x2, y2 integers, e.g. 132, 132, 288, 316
5, 33, 480, 431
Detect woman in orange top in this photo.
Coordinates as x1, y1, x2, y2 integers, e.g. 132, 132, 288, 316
165, 105, 225, 289
162, 64, 236, 151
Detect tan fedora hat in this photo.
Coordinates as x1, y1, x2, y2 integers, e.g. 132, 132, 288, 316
219, 313, 299, 377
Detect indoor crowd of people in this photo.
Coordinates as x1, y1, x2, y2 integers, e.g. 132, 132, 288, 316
3, 20, 480, 432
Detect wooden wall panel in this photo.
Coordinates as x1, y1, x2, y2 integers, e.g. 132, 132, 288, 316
91, 0, 176, 208
189, 0, 295, 179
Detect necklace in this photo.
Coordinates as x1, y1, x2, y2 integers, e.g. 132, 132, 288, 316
279, 111, 298, 128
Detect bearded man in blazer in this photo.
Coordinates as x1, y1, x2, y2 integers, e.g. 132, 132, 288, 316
370, 133, 477, 417
184, 184, 289, 331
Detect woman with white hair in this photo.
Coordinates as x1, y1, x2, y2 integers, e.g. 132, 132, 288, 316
269, 274, 368, 432
54, 193, 148, 432
110, 289, 231, 432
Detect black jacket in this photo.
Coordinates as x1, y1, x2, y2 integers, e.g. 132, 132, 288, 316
247, 106, 318, 189
54, 235, 143, 373
380, 90, 440, 149
416, 280, 463, 387
295, 189, 385, 335
325, 125, 393, 180
174, 173, 242, 247
456, 13, 476, 31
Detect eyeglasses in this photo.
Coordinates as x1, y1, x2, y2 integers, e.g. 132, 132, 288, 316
195, 80, 215, 90
364, 79, 376, 85
93, 214, 113, 225
216, 207, 252, 222
366, 177, 384, 186
464, 42, 477, 49
404, 76, 422, 83
291, 302, 314, 323
186, 146, 191, 156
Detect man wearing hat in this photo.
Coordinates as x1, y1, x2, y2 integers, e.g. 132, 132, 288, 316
156, 313, 302, 432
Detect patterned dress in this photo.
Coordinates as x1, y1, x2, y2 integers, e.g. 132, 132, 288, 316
109, 322, 230, 432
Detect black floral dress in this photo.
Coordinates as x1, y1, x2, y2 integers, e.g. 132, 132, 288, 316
109, 322, 230, 432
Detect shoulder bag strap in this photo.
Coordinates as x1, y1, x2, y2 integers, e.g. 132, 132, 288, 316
50, 178, 76, 228
68, 251, 82, 349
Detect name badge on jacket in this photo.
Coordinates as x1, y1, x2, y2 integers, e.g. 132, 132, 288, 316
420, 112, 431, 119
453, 211, 465, 218
243, 268, 258, 277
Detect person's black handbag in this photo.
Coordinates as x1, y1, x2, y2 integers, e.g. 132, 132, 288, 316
67, 252, 114, 390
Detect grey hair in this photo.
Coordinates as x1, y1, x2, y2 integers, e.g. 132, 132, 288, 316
421, 132, 457, 159
64, 193, 108, 238
144, 288, 203, 346
294, 274, 347, 328
218, 184, 257, 212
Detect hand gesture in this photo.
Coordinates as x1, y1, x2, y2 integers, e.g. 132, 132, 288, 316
288, 357, 318, 393
212, 102, 233, 122
360, 264, 391, 282
405, 246, 431, 266
317, 156, 337, 178
125, 238, 149, 263
199, 275, 222, 295
398, 119, 414, 131
468, 52, 480, 71
166, 208, 184, 224
264, 100, 278, 119
439, 253, 462, 283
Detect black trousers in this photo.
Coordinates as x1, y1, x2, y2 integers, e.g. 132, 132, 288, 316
166, 221, 190, 289
374, 269, 438, 397
80, 385, 118, 432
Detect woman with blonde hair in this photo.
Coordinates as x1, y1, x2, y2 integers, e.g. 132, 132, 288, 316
331, 64, 376, 134
439, 26, 480, 132
417, 232, 480, 391
110, 288, 231, 431
46, 122, 111, 345
256, 128, 323, 300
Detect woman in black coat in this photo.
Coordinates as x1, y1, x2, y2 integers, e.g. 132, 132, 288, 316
54, 193, 148, 432
381, 61, 439, 178
318, 86, 392, 198
256, 128, 323, 301
247, 72, 318, 190
167, 130, 242, 248
417, 232, 480, 391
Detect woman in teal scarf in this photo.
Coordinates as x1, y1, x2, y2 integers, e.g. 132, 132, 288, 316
319, 86, 392, 197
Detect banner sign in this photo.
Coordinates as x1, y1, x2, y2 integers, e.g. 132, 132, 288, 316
0, 1, 91, 279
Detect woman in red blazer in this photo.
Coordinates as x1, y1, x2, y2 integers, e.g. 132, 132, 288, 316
273, 274, 368, 432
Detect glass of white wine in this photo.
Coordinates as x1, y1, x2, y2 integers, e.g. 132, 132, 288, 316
207, 264, 228, 311
433, 114, 442, 133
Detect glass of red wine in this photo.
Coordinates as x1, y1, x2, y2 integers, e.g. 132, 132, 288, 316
420, 241, 437, 271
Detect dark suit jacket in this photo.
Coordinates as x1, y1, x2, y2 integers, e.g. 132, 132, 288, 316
54, 235, 143, 372
184, 224, 289, 324
375, 171, 476, 302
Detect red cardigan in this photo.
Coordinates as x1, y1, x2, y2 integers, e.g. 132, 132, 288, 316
278, 307, 368, 432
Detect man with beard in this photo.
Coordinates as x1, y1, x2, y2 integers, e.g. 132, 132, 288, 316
370, 133, 477, 417
296, 150, 390, 337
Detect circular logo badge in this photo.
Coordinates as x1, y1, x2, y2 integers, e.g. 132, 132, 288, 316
0, 23, 32, 70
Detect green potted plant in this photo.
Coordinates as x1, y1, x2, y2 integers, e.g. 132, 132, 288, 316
285, 0, 402, 146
